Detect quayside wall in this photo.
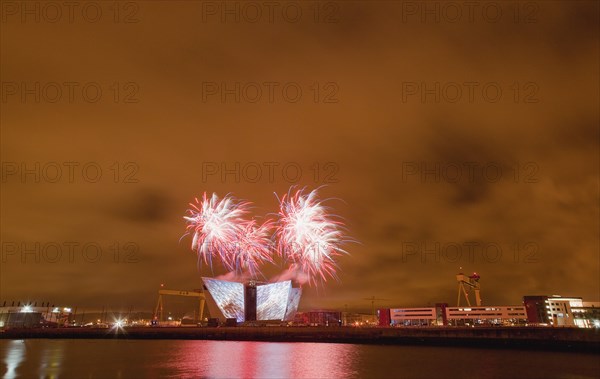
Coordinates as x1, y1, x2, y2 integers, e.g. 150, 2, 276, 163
2, 326, 599, 352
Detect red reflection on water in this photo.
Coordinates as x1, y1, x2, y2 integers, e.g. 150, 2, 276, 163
171, 340, 357, 378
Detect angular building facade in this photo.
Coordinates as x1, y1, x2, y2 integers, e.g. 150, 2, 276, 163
202, 278, 246, 322
202, 277, 301, 323
256, 280, 292, 321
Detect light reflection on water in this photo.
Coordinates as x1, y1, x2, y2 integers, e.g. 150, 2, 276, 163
3, 340, 25, 379
2, 339, 64, 379
0, 339, 598, 379
39, 339, 63, 379
167, 341, 359, 378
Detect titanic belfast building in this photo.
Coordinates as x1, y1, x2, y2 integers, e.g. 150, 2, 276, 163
202, 278, 302, 323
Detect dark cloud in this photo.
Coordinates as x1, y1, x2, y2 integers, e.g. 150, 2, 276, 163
112, 187, 171, 223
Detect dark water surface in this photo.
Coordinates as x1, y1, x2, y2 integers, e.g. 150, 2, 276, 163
1, 339, 598, 379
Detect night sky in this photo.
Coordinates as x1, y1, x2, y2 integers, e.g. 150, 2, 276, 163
1, 1, 598, 313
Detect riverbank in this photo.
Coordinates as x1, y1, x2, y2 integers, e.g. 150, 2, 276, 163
2, 326, 599, 353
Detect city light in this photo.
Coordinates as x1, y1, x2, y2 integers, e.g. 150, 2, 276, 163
111, 318, 126, 330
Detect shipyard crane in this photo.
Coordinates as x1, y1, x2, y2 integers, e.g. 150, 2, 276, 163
456, 271, 482, 307
153, 286, 206, 323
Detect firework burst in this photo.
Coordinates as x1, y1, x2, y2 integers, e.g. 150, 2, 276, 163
275, 187, 349, 285
183, 192, 253, 272
183, 188, 351, 285
230, 219, 275, 277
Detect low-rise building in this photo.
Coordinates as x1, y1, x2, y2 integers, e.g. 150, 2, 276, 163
0, 304, 73, 328
523, 295, 599, 328
388, 307, 437, 326
445, 306, 528, 326
294, 310, 342, 326
571, 302, 600, 328
378, 304, 527, 327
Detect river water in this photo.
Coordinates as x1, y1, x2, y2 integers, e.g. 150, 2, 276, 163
1, 339, 598, 378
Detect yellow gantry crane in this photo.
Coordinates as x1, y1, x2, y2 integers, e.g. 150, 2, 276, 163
154, 288, 206, 322
456, 271, 482, 307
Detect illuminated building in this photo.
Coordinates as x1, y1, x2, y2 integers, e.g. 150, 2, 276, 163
294, 310, 342, 326
344, 312, 375, 327
202, 278, 245, 322
378, 304, 448, 327
445, 306, 528, 326
0, 303, 73, 328
385, 307, 438, 326
523, 295, 600, 328
378, 308, 391, 326
201, 278, 301, 323
378, 305, 527, 326
571, 302, 600, 328
285, 288, 302, 321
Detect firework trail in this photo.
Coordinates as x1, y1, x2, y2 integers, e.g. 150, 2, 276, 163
275, 187, 349, 285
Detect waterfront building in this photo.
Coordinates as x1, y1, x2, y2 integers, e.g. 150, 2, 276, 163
202, 278, 301, 323
0, 304, 72, 328
522, 295, 600, 327
378, 305, 527, 326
